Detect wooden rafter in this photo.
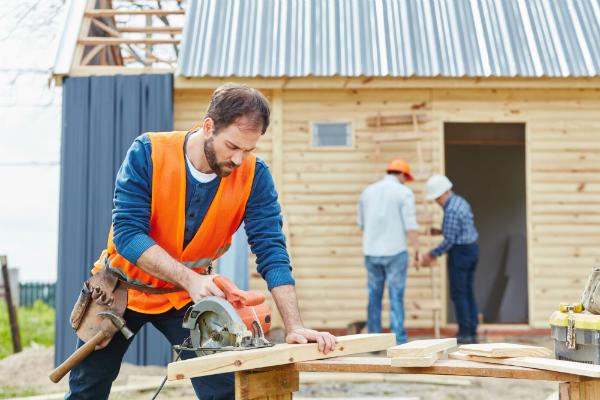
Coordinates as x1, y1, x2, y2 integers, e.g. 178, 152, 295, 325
81, 45, 106, 65
91, 18, 121, 37
85, 9, 184, 17
66, 0, 184, 73
117, 26, 182, 33
78, 37, 180, 45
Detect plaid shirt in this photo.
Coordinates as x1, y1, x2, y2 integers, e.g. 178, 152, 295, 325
430, 193, 478, 257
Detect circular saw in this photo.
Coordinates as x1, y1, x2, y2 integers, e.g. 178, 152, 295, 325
180, 275, 273, 356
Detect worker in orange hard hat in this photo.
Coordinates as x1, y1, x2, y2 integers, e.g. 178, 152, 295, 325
386, 159, 414, 181
357, 158, 419, 344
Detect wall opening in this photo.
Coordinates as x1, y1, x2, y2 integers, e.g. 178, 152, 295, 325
444, 122, 528, 324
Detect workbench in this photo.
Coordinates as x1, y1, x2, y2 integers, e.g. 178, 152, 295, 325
234, 357, 600, 400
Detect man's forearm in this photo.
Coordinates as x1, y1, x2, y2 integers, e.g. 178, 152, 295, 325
430, 238, 453, 257
270, 284, 304, 333
407, 230, 419, 249
136, 244, 195, 289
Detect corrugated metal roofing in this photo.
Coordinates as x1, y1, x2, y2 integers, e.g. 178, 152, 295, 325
177, 0, 600, 78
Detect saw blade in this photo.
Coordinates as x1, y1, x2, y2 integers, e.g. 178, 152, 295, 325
188, 297, 248, 356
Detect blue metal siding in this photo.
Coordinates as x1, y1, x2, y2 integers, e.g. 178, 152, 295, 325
55, 74, 174, 367
177, 0, 600, 78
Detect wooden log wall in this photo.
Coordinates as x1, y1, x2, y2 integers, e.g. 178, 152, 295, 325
174, 86, 600, 330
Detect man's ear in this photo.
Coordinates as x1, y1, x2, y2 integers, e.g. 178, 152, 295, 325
202, 117, 215, 136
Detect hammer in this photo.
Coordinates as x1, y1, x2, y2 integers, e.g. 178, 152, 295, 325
49, 310, 133, 383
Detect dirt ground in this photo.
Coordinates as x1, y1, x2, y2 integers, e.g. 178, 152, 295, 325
0, 335, 559, 400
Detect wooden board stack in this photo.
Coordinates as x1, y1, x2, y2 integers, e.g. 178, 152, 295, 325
459, 343, 553, 358
448, 343, 600, 379
387, 338, 457, 367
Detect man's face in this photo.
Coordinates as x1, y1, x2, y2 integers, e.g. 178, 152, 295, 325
203, 117, 262, 177
435, 191, 449, 207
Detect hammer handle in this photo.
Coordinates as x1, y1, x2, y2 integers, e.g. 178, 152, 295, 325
49, 330, 108, 383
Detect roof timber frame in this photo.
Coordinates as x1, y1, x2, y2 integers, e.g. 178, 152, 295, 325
53, 0, 184, 84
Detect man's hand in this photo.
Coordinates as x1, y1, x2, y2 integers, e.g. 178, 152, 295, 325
286, 327, 338, 354
136, 245, 225, 302
430, 227, 443, 236
270, 286, 336, 353
183, 273, 225, 303
421, 252, 436, 267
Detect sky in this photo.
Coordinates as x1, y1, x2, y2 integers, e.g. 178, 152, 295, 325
0, 0, 65, 282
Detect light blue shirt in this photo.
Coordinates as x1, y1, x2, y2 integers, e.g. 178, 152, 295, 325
358, 175, 419, 257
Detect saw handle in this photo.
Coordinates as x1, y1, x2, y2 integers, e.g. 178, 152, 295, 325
213, 275, 265, 308
49, 330, 109, 383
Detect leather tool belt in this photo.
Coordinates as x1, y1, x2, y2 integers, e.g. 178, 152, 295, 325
69, 267, 182, 349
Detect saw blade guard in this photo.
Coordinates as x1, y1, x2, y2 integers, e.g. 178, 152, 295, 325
213, 275, 272, 335
183, 297, 249, 356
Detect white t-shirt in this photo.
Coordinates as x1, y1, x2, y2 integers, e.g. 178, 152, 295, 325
186, 130, 218, 183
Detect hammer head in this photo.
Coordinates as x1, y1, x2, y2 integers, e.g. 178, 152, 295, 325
97, 310, 134, 339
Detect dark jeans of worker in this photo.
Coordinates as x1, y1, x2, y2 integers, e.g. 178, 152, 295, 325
66, 303, 233, 400
448, 243, 479, 341
364, 251, 408, 344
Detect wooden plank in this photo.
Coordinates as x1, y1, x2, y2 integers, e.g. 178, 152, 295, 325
459, 343, 553, 358
560, 380, 600, 400
167, 334, 396, 380
387, 338, 457, 357
390, 352, 441, 367
71, 0, 96, 69
80, 44, 105, 66
295, 357, 588, 382
299, 371, 472, 385
235, 367, 299, 400
175, 77, 600, 90
449, 351, 600, 378
70, 66, 176, 75
78, 38, 180, 45
1, 256, 21, 353
371, 132, 425, 143
366, 114, 428, 127
117, 26, 183, 33
85, 9, 185, 16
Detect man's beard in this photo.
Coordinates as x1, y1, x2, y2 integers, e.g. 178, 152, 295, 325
204, 136, 237, 177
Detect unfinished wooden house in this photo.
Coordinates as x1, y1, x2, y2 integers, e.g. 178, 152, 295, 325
53, 0, 600, 364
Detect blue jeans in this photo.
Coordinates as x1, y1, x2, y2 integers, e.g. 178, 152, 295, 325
364, 251, 408, 344
448, 243, 479, 339
66, 304, 233, 400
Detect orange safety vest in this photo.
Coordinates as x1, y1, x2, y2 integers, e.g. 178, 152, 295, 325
92, 130, 256, 314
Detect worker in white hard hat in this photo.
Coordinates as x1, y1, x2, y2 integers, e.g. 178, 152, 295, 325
422, 175, 479, 344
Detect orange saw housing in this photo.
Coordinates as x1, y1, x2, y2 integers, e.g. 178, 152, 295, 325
213, 275, 271, 334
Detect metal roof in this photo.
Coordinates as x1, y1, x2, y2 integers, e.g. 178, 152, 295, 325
177, 0, 600, 78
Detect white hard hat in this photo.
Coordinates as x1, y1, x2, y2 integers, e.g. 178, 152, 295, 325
426, 175, 453, 200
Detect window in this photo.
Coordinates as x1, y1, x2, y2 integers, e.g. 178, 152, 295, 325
312, 122, 352, 147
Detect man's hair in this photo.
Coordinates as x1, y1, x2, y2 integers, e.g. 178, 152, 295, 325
205, 83, 270, 135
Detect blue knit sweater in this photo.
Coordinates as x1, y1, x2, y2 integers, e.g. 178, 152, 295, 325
111, 133, 295, 290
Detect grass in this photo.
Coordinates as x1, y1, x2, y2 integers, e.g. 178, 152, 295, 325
0, 386, 39, 398
0, 300, 55, 359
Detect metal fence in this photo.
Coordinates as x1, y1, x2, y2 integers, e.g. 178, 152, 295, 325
19, 283, 56, 308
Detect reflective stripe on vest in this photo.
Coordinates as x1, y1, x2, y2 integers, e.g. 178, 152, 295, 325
92, 131, 256, 314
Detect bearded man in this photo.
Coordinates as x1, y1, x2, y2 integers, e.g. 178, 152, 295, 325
66, 83, 336, 400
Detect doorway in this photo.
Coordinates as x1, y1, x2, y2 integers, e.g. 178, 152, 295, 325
444, 123, 528, 324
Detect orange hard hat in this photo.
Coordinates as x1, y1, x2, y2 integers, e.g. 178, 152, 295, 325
386, 159, 414, 181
